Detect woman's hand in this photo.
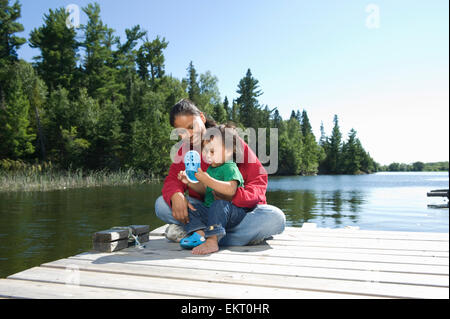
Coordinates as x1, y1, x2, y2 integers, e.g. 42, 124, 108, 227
170, 192, 196, 224
177, 170, 189, 185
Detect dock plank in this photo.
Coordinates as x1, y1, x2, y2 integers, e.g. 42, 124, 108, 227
276, 229, 450, 243
285, 227, 450, 241
268, 235, 449, 251
0, 278, 190, 299
267, 239, 449, 257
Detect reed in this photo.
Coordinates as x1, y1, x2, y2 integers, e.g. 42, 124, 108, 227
0, 160, 160, 192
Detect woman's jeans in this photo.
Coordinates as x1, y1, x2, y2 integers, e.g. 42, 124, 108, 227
155, 195, 286, 246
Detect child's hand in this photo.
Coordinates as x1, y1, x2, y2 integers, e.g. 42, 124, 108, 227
177, 170, 190, 185
194, 167, 209, 183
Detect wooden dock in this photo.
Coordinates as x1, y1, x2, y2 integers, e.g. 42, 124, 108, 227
0, 224, 448, 299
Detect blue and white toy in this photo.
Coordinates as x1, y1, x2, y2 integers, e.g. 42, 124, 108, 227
184, 150, 201, 183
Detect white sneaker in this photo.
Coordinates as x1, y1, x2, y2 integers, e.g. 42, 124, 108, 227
248, 236, 272, 246
165, 224, 187, 243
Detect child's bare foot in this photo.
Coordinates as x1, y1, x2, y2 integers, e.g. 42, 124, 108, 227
192, 236, 219, 255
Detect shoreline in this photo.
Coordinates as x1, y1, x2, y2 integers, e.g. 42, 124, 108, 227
0, 168, 161, 193
1, 168, 447, 193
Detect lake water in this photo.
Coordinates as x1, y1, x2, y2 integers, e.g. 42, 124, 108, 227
0, 172, 448, 278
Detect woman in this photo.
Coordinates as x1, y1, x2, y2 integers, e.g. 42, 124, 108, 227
154, 99, 285, 246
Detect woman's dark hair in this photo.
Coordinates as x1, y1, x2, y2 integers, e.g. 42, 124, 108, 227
169, 98, 216, 128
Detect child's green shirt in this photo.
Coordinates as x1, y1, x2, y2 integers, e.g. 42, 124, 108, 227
204, 161, 244, 207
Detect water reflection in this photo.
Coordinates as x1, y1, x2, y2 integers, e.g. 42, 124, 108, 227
266, 190, 317, 226
266, 189, 366, 227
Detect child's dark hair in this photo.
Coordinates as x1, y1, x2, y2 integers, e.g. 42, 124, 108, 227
203, 123, 243, 161
169, 98, 216, 128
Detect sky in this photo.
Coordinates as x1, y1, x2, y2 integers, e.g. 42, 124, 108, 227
15, 0, 449, 165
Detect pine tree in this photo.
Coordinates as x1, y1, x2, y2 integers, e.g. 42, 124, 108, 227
358, 143, 375, 173
113, 25, 146, 104
260, 105, 272, 129
117, 25, 146, 68
330, 115, 343, 173
29, 7, 79, 91
186, 61, 201, 106
301, 110, 312, 137
29, 74, 47, 160
322, 115, 342, 174
295, 110, 302, 122
231, 99, 240, 124
80, 3, 122, 101
272, 108, 283, 129
10, 61, 48, 161
136, 35, 168, 86
0, 88, 29, 158
299, 110, 320, 175
130, 91, 172, 175
0, 0, 26, 66
300, 132, 321, 175
277, 116, 302, 175
41, 87, 73, 164
341, 128, 361, 174
0, 66, 35, 159
236, 69, 263, 128
213, 103, 227, 123
0, 0, 27, 128
290, 110, 296, 120
60, 126, 90, 168
319, 121, 327, 146
89, 99, 123, 169
223, 96, 231, 121
317, 121, 328, 173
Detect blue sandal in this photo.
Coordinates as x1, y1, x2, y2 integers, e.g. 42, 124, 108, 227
180, 232, 206, 249
184, 150, 201, 183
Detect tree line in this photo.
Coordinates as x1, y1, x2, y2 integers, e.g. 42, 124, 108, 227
1, 0, 378, 177
379, 161, 448, 172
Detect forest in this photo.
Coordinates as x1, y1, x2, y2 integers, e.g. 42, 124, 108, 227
0, 0, 385, 182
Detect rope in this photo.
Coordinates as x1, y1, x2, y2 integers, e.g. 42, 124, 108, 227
111, 226, 146, 249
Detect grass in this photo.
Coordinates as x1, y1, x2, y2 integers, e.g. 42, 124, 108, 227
0, 161, 160, 192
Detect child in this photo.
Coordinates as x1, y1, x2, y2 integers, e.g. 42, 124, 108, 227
177, 124, 251, 255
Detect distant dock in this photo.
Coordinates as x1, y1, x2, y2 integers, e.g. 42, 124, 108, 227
427, 189, 449, 208
0, 224, 448, 299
